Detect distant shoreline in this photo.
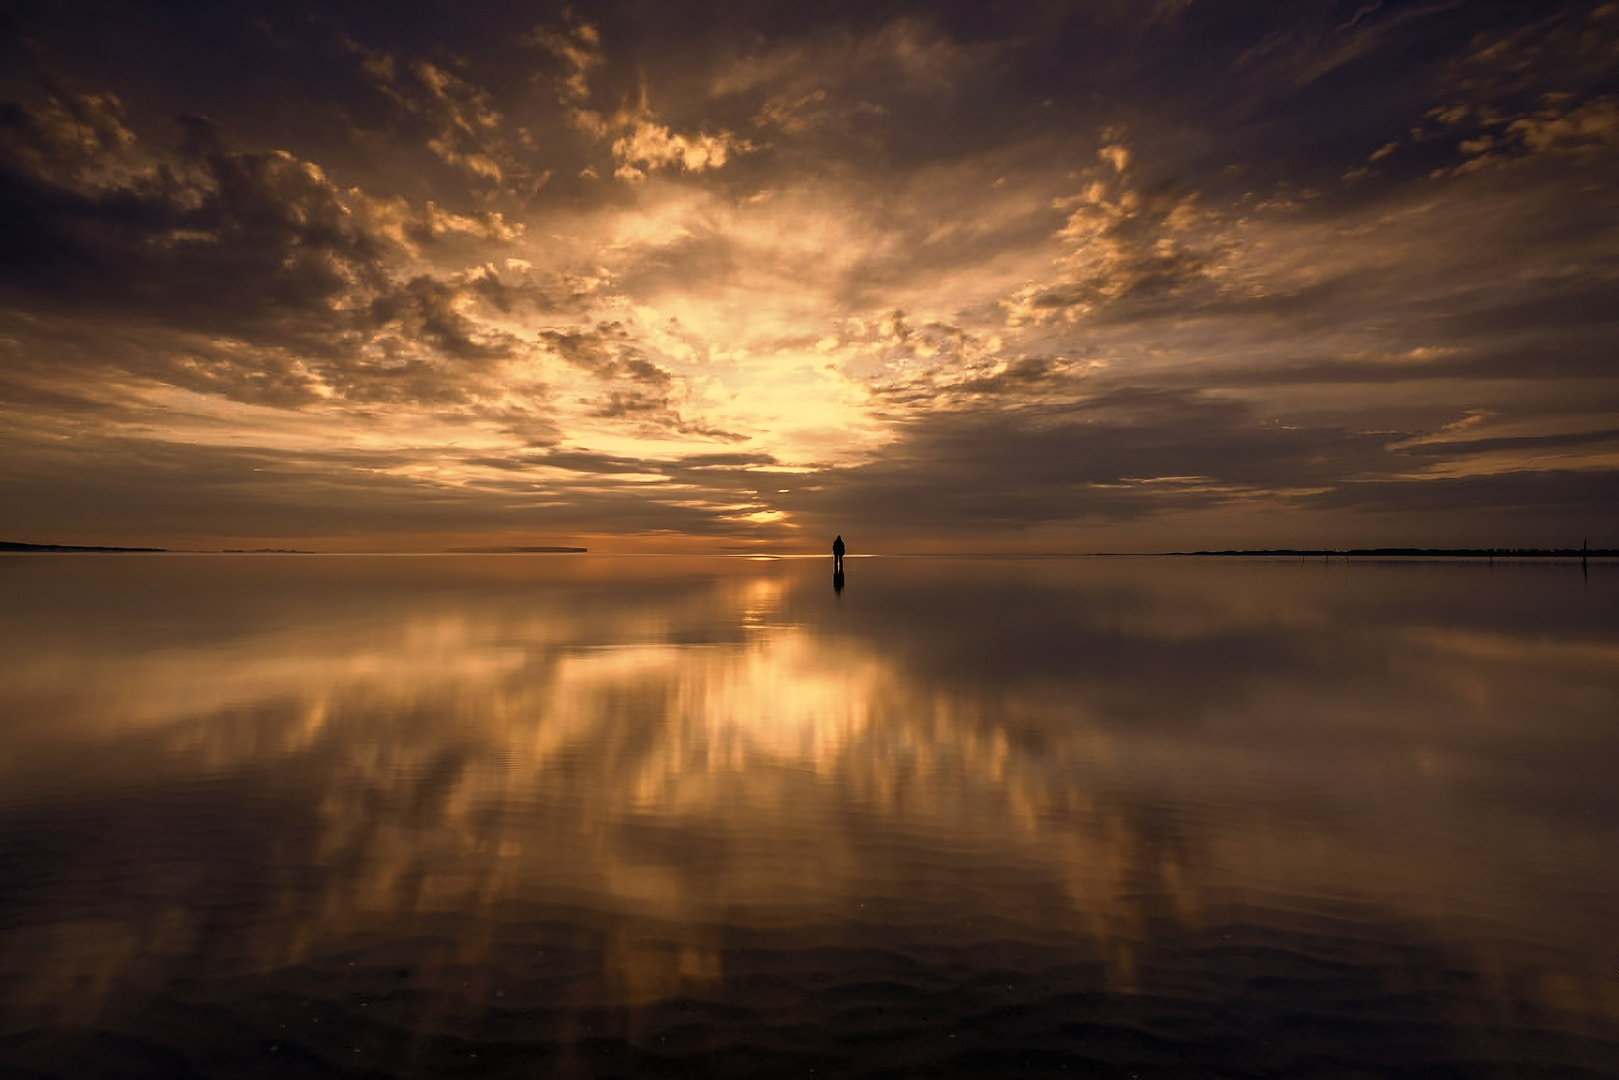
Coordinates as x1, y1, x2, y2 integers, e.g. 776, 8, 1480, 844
1, 541, 171, 553
1169, 548, 1614, 558
1, 541, 591, 555
0, 541, 312, 554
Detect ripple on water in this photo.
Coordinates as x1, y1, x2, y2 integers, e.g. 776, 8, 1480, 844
4, 903, 1616, 1078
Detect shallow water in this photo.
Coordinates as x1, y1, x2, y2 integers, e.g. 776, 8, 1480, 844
0, 554, 1615, 1078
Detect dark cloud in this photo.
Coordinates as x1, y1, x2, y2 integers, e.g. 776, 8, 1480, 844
0, 87, 555, 414
0, 1, 1614, 548
1307, 469, 1619, 536
0, 91, 386, 344
369, 275, 513, 360
1397, 428, 1619, 458
788, 389, 1393, 537
0, 426, 783, 545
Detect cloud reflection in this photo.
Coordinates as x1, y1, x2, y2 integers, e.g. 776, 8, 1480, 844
1, 555, 1617, 1045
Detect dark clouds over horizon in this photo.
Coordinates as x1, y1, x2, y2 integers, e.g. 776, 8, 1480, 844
2, 0, 1616, 551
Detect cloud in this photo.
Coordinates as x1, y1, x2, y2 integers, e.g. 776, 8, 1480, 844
1, 3, 1615, 549
611, 114, 747, 181
784, 387, 1387, 538
1447, 97, 1619, 174
370, 275, 516, 361
347, 41, 529, 190
352, 193, 523, 253
714, 15, 985, 106
524, 15, 606, 107
534, 324, 745, 441
1336, 5, 1619, 180
524, 14, 751, 182
1308, 468, 1619, 523
0, 100, 390, 345
0, 84, 136, 181
1003, 144, 1223, 325
1, 89, 552, 414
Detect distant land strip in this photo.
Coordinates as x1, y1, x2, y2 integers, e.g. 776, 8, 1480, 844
1, 541, 314, 553
1176, 548, 1615, 557
2, 540, 169, 552
446, 546, 589, 553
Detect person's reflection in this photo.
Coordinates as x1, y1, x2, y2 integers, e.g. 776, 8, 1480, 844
833, 569, 845, 595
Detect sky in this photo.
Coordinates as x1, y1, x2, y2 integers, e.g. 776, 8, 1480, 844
1, 0, 1616, 553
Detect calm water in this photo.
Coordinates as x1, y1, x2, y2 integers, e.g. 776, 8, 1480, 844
0, 554, 1615, 1078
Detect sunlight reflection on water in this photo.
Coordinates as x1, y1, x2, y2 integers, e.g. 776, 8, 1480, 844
0, 554, 1615, 1076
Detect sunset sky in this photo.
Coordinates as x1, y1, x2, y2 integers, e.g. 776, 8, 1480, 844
2, 0, 1616, 552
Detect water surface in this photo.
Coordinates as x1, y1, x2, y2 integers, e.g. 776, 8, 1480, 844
1, 554, 1615, 1077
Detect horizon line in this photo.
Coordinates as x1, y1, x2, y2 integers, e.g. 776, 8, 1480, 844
4, 540, 1615, 559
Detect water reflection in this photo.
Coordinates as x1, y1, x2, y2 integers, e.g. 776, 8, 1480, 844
0, 555, 1615, 1075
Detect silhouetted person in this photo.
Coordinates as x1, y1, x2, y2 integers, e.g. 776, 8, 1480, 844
832, 534, 845, 572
